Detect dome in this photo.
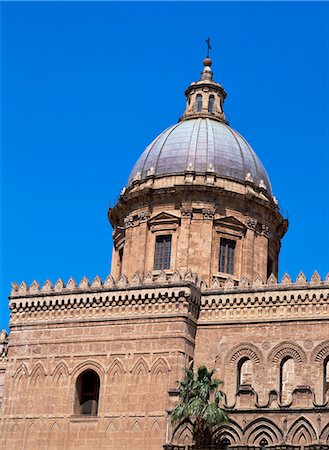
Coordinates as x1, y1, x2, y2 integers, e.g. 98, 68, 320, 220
127, 118, 272, 194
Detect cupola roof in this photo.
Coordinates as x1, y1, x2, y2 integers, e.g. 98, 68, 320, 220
127, 47, 272, 195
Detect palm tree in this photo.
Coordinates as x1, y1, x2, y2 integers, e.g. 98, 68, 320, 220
171, 365, 227, 448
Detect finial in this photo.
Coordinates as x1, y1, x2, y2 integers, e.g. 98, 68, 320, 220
204, 37, 212, 67
205, 37, 212, 59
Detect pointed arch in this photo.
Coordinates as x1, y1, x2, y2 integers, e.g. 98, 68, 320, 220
244, 418, 283, 445
172, 421, 193, 446
131, 357, 149, 383
13, 363, 28, 385
150, 420, 160, 433
48, 420, 64, 447
131, 420, 142, 432
71, 360, 105, 380
29, 362, 46, 387
106, 421, 116, 433
25, 421, 41, 447
150, 356, 170, 375
108, 358, 126, 383
212, 419, 243, 445
52, 361, 69, 386
286, 417, 317, 444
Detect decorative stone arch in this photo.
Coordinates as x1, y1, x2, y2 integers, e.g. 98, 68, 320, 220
51, 361, 69, 385
13, 363, 28, 382
131, 357, 150, 376
268, 341, 307, 365
29, 362, 47, 388
286, 417, 317, 445
311, 341, 329, 363
71, 360, 105, 381
150, 420, 161, 433
212, 419, 243, 445
150, 356, 171, 376
244, 417, 283, 445
131, 419, 143, 432
171, 419, 193, 446
108, 358, 126, 383
47, 421, 64, 447
226, 342, 263, 366
106, 421, 117, 433
320, 423, 329, 444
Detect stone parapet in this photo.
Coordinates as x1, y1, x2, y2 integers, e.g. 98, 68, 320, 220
201, 272, 329, 323
9, 271, 202, 326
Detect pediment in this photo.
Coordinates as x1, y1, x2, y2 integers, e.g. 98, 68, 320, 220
148, 212, 180, 232
214, 216, 246, 232
148, 212, 180, 226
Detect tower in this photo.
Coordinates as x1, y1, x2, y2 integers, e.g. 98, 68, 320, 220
109, 56, 287, 287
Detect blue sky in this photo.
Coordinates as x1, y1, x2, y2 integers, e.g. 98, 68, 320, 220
1, 2, 328, 331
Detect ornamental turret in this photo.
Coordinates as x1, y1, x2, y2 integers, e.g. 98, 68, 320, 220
181, 56, 227, 123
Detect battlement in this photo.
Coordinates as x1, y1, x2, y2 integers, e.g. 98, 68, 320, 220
201, 272, 329, 324
10, 270, 328, 299
10, 269, 203, 299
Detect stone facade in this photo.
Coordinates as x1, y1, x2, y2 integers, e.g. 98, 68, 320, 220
0, 273, 328, 449
0, 55, 328, 449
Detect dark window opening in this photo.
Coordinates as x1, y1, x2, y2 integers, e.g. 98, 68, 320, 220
260, 438, 268, 450
325, 358, 329, 399
154, 235, 172, 270
267, 256, 273, 280
196, 94, 202, 112
219, 238, 236, 274
74, 370, 100, 416
208, 95, 215, 113
220, 438, 231, 450
119, 247, 124, 276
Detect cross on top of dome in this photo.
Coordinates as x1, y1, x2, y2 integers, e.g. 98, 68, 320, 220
181, 40, 227, 123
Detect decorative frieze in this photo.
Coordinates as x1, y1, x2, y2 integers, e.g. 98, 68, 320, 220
245, 216, 257, 230
261, 224, 270, 238
180, 207, 193, 218
202, 208, 215, 220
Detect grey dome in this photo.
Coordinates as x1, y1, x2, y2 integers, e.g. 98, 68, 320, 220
127, 118, 272, 194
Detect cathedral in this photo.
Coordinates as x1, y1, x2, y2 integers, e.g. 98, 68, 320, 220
0, 53, 328, 450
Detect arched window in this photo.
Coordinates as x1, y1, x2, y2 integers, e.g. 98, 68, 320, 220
74, 370, 100, 416
324, 357, 329, 400
280, 356, 294, 404
237, 357, 253, 388
208, 95, 215, 113
196, 94, 202, 112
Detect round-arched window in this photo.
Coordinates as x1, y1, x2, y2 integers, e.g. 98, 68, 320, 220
196, 94, 202, 112
74, 369, 100, 416
208, 95, 215, 113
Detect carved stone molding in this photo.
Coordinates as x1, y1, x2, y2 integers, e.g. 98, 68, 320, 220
180, 207, 193, 218
245, 216, 257, 230
138, 210, 151, 223
261, 224, 270, 238
202, 208, 215, 220
124, 215, 134, 228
